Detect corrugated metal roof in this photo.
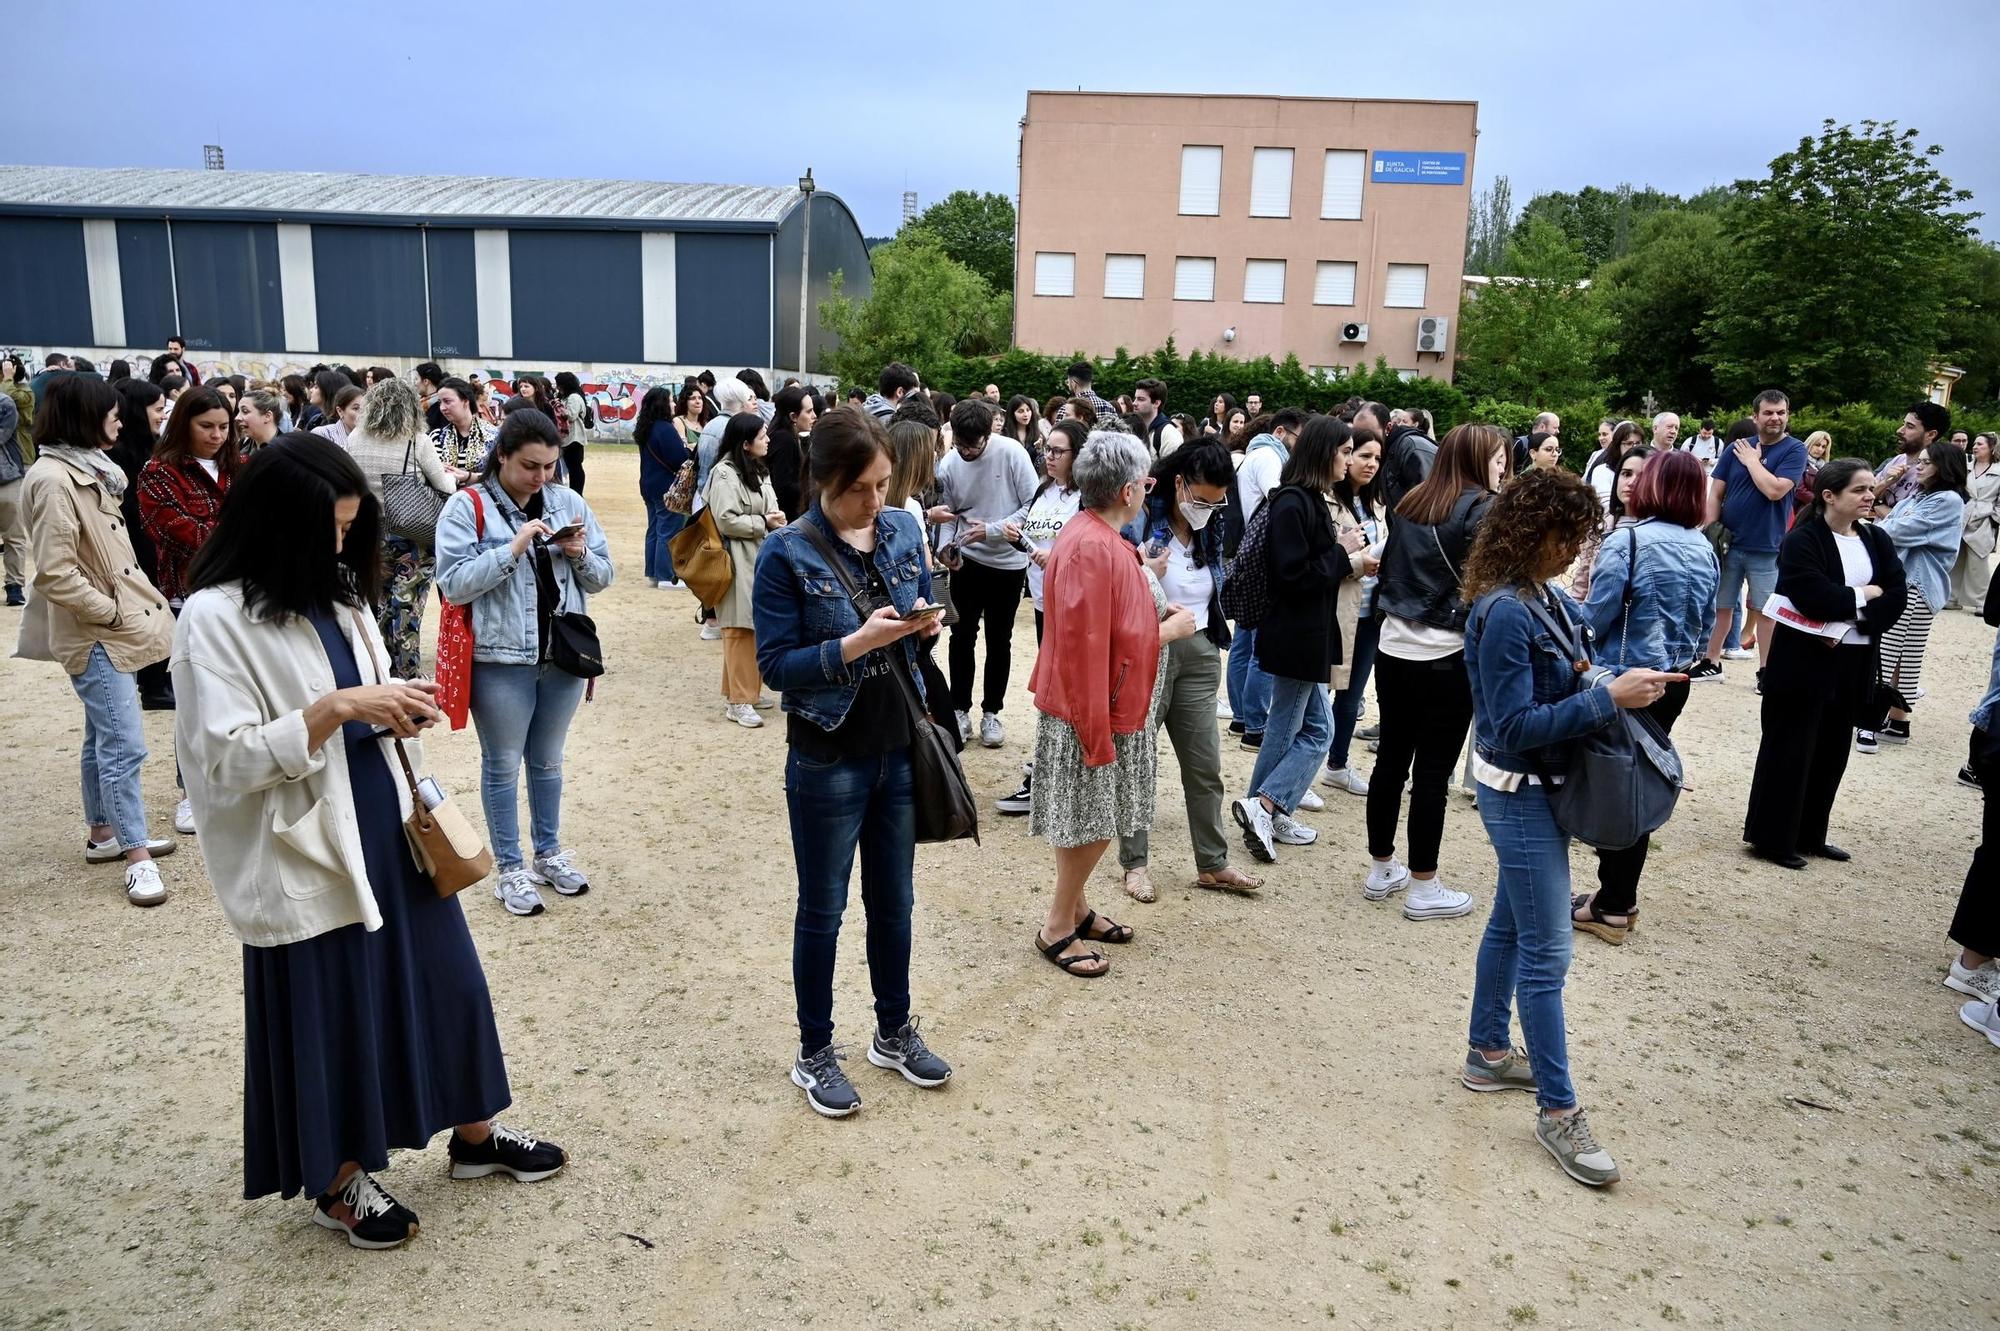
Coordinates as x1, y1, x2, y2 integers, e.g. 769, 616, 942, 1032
0, 165, 801, 226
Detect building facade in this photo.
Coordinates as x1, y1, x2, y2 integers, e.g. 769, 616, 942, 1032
1013, 91, 1477, 380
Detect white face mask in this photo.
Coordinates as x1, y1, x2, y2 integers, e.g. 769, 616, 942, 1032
1179, 500, 1216, 531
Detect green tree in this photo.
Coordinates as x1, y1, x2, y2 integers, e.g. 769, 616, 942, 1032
1940, 239, 2000, 403
908, 190, 1017, 292
1593, 210, 1729, 411
1509, 184, 1684, 270
1464, 175, 1513, 276
1703, 119, 1979, 407
817, 230, 1008, 386
1454, 219, 1615, 406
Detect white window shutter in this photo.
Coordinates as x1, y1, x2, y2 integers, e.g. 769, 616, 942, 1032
1384, 263, 1429, 308
1320, 150, 1365, 220
1103, 254, 1145, 299
1313, 261, 1357, 306
1243, 259, 1286, 304
1033, 252, 1075, 297
1179, 146, 1222, 215
1249, 148, 1294, 218
1173, 256, 1215, 301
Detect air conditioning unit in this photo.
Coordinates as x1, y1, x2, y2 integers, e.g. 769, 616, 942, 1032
1416, 315, 1450, 355
1339, 321, 1370, 344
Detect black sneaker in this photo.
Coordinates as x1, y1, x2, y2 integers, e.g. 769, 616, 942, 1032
1239, 731, 1264, 752
995, 775, 1032, 816
791, 1043, 861, 1118
1686, 659, 1723, 684
1228, 719, 1246, 735
1879, 720, 1910, 745
3, 584, 22, 608
448, 1121, 568, 1182
1755, 668, 1765, 696
1959, 764, 1983, 790
867, 1018, 954, 1088
139, 688, 176, 711
313, 1170, 420, 1249
1854, 729, 1879, 755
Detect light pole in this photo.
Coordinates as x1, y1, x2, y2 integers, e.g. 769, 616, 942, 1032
797, 167, 816, 376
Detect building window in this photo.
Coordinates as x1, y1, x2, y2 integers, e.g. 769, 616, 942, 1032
1250, 147, 1294, 218
1179, 146, 1222, 216
1173, 256, 1216, 301
1103, 254, 1145, 300
1033, 251, 1075, 297
1313, 261, 1357, 306
1321, 149, 1365, 220
1384, 262, 1429, 308
1243, 259, 1286, 304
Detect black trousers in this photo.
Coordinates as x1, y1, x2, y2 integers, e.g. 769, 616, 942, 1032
1744, 645, 1871, 856
1366, 650, 1472, 875
1952, 744, 2000, 958
1590, 680, 1692, 913
562, 442, 586, 495
947, 558, 1028, 715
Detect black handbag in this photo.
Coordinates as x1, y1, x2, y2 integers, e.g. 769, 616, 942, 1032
549, 611, 604, 678
797, 521, 979, 844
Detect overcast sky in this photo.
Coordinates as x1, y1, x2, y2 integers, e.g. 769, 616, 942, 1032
15, 0, 1997, 241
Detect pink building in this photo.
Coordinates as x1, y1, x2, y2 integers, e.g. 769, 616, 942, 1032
1013, 91, 1478, 381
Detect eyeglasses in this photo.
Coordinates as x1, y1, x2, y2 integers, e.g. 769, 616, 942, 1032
1045, 446, 1072, 458
1182, 497, 1227, 512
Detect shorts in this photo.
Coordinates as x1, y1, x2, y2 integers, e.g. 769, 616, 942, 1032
1718, 546, 1778, 615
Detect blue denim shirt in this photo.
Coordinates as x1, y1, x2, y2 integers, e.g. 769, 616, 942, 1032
1466, 585, 1618, 776
753, 504, 933, 731
433, 480, 615, 664
1878, 489, 1966, 614
1582, 519, 1720, 672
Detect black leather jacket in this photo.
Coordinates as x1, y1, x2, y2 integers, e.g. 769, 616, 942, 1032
1374, 486, 1492, 632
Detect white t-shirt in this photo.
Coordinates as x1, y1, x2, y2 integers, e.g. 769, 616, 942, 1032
1832, 531, 1873, 645
1020, 483, 1081, 609
197, 456, 221, 481
1378, 614, 1464, 662
1583, 453, 1615, 506
1237, 444, 1286, 521
1159, 533, 1214, 631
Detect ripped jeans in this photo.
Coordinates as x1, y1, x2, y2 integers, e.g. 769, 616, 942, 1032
469, 660, 587, 869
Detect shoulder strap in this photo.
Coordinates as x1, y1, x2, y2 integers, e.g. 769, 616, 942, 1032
1517, 586, 1590, 672
468, 484, 485, 539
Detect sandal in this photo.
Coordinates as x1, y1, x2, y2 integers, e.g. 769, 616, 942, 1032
1035, 927, 1108, 977
1194, 867, 1263, 894
1077, 908, 1134, 945
1570, 892, 1631, 945
1122, 867, 1157, 904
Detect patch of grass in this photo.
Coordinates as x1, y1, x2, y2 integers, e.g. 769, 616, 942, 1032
1508, 1306, 1539, 1324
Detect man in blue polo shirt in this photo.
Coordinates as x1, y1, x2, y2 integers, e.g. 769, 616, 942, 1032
1689, 389, 1807, 684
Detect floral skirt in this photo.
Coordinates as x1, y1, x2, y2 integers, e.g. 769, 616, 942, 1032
1028, 712, 1159, 848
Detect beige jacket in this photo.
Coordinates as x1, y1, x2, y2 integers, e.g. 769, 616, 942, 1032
173, 583, 426, 947
14, 452, 174, 674
704, 459, 779, 629
1328, 494, 1387, 692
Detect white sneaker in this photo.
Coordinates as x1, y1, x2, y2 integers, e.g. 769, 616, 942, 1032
1958, 998, 2000, 1050
752, 694, 777, 710
699, 622, 722, 641
1721, 646, 1756, 661
980, 712, 1004, 748
1946, 957, 2000, 1004
1363, 858, 1410, 900
1215, 699, 1233, 720
123, 859, 169, 907
1232, 797, 1277, 863
85, 835, 175, 864
531, 848, 591, 896
1404, 878, 1474, 920
1295, 788, 1325, 813
725, 703, 764, 728
1321, 765, 1370, 796
657, 578, 685, 590
494, 868, 546, 917
1271, 811, 1318, 845
173, 797, 196, 835
955, 710, 971, 745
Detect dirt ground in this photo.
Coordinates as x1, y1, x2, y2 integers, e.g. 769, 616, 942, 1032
2, 447, 1996, 1331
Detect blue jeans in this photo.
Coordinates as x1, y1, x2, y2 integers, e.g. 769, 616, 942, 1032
469, 661, 588, 869
70, 644, 150, 848
644, 495, 685, 583
786, 746, 915, 1054
1226, 624, 1273, 734
1973, 623, 2000, 731
1718, 547, 1779, 618
1329, 612, 1382, 769
1468, 782, 1577, 1111
1247, 675, 1331, 814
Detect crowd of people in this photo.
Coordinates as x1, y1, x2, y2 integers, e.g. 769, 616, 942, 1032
5, 333, 1996, 1245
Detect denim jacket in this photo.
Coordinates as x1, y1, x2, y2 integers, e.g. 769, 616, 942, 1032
753, 504, 933, 731
1877, 489, 1966, 613
433, 480, 615, 664
1466, 585, 1618, 776
1582, 518, 1720, 671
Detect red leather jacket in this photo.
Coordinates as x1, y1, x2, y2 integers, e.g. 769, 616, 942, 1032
1029, 509, 1160, 767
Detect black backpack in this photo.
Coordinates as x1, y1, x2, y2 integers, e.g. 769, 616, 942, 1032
1219, 499, 1276, 628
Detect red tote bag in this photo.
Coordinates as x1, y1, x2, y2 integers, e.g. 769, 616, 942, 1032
434, 487, 483, 730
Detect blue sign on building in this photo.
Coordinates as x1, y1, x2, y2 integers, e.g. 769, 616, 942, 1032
1371, 151, 1467, 186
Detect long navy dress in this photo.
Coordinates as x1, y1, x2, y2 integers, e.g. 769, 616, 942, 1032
239, 608, 511, 1200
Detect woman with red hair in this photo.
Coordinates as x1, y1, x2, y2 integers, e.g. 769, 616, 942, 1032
1570, 449, 1718, 944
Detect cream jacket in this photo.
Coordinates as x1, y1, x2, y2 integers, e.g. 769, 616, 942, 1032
173, 583, 426, 947
14, 452, 174, 674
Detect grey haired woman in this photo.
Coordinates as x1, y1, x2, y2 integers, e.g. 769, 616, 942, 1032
345, 379, 460, 678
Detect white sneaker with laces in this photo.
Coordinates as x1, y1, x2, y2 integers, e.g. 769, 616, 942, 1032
174, 797, 196, 835
699, 622, 722, 641
955, 710, 972, 745
1946, 957, 2000, 1003
1363, 857, 1410, 901
532, 849, 591, 896
1232, 797, 1277, 863
980, 712, 1004, 748
1271, 811, 1318, 845
1321, 765, 1371, 796
1296, 788, 1325, 813
1721, 646, 1756, 661
725, 703, 764, 728
1404, 878, 1474, 920
123, 859, 169, 907
1215, 699, 1233, 720
1957, 997, 2000, 1050
494, 868, 547, 916
86, 835, 175, 864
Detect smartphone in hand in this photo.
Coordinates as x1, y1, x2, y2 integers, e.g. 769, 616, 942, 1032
897, 604, 947, 624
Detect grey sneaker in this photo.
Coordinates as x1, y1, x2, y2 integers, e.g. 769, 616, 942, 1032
955, 710, 971, 745
1462, 1046, 1538, 1093
979, 711, 1004, 748
532, 849, 591, 896
791, 1044, 862, 1118
494, 867, 546, 917
1271, 811, 1318, 845
867, 1018, 954, 1088
1946, 957, 2000, 1003
1536, 1108, 1621, 1187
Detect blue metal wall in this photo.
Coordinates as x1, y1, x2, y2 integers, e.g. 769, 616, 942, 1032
172, 221, 284, 352
115, 221, 177, 348
676, 232, 770, 367
508, 230, 642, 363
426, 229, 479, 360
0, 217, 93, 346
312, 225, 428, 356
